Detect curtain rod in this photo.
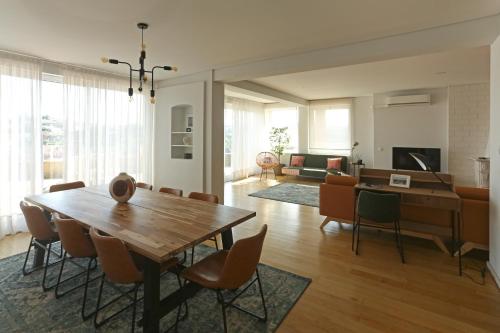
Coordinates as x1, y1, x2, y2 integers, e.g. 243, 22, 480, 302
0, 48, 130, 80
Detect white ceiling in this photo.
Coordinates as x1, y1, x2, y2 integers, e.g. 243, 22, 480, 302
251, 46, 490, 100
1, 0, 499, 79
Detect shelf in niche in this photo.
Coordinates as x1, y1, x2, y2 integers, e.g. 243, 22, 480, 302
172, 131, 193, 134
172, 145, 193, 147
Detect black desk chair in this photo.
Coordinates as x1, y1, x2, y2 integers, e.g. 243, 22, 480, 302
353, 190, 405, 263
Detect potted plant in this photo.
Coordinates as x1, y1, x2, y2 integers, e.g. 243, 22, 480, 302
269, 127, 290, 176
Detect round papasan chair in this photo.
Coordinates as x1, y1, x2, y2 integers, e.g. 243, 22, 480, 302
256, 152, 279, 180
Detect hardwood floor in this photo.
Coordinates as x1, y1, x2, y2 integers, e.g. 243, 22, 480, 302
223, 176, 500, 333
1, 176, 499, 332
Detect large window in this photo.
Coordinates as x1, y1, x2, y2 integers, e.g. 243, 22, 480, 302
309, 99, 352, 152
41, 74, 64, 191
265, 105, 299, 152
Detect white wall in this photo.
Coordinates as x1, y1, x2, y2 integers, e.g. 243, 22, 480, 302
352, 96, 374, 167
448, 83, 490, 186
489, 35, 500, 286
156, 71, 225, 201
372, 88, 449, 171
154, 82, 205, 195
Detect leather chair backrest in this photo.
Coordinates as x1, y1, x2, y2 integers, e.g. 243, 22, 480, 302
49, 181, 85, 193
218, 224, 267, 289
136, 182, 153, 190
357, 190, 400, 223
325, 174, 357, 186
19, 201, 58, 241
159, 187, 183, 197
188, 192, 219, 204
53, 213, 96, 258
89, 228, 143, 284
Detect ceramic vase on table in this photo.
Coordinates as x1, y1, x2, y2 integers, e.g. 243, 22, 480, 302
109, 172, 136, 203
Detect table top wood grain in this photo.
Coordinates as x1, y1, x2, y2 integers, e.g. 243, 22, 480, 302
26, 185, 256, 263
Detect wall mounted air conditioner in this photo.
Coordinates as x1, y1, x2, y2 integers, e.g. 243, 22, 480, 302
385, 94, 431, 107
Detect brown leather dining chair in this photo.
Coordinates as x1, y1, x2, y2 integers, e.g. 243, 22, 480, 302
136, 182, 153, 190
188, 192, 220, 264
89, 227, 183, 332
182, 225, 268, 333
49, 181, 86, 192
53, 213, 99, 320
159, 186, 183, 197
19, 201, 62, 291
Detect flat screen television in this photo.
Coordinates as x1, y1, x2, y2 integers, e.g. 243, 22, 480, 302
392, 147, 441, 172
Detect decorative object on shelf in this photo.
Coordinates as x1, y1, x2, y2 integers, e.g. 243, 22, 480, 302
101, 23, 177, 104
109, 172, 136, 203
389, 174, 411, 188
350, 161, 365, 177
269, 127, 290, 176
256, 152, 279, 180
350, 141, 359, 160
472, 157, 490, 188
186, 127, 192, 132
182, 135, 193, 146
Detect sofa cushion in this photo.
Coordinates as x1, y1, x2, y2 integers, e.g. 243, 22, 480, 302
327, 157, 342, 170
325, 174, 357, 186
455, 186, 489, 201
290, 155, 305, 167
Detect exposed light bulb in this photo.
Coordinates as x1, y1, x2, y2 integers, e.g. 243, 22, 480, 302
100, 57, 109, 63
129, 95, 134, 103
150, 97, 156, 104
171, 66, 178, 72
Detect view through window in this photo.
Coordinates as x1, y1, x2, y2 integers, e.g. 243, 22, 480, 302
41, 74, 64, 191
265, 105, 299, 153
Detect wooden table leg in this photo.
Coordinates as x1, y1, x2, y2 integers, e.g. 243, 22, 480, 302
221, 228, 234, 250
143, 258, 161, 333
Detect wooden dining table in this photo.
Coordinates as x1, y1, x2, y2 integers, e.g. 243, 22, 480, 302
25, 184, 257, 333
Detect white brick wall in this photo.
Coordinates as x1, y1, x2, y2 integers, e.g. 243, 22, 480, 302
448, 83, 490, 186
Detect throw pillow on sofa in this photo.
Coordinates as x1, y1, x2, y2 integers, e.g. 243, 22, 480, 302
290, 155, 305, 167
327, 157, 342, 170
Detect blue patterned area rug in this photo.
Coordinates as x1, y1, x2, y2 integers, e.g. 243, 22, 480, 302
0, 244, 310, 332
249, 183, 319, 207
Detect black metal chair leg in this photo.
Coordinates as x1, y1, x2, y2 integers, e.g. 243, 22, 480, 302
55, 251, 68, 297
355, 219, 361, 255
94, 275, 106, 329
82, 258, 97, 320
351, 220, 357, 251
42, 242, 53, 291
131, 284, 140, 333
396, 220, 405, 263
217, 290, 228, 333
191, 247, 195, 266
256, 268, 268, 321
22, 237, 34, 275
214, 236, 219, 250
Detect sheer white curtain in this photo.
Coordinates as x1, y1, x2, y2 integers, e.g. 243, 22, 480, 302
62, 69, 154, 186
225, 97, 265, 181
0, 55, 42, 238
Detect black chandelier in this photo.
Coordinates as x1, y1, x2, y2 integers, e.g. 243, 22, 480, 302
101, 22, 177, 104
